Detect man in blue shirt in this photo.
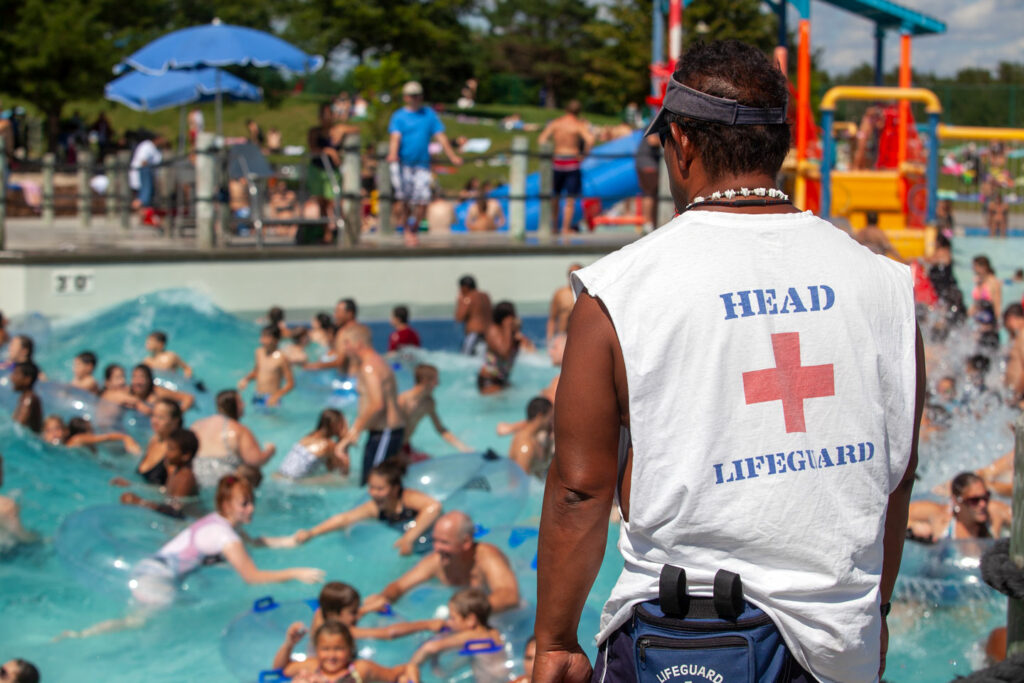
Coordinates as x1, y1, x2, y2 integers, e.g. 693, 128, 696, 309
387, 81, 462, 246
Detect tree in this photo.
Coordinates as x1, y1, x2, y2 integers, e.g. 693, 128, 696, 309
351, 54, 411, 143
581, 0, 653, 115
0, 0, 278, 151
283, 0, 478, 102
682, 0, 777, 53
485, 0, 600, 108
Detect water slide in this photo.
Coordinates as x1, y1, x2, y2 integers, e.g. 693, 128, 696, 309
453, 130, 644, 232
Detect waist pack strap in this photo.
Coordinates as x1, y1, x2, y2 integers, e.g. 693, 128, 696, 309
713, 569, 745, 621
658, 565, 687, 618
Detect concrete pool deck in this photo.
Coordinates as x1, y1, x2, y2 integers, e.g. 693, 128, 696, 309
0, 216, 637, 318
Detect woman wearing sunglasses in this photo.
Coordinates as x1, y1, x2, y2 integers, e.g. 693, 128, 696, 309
908, 471, 1011, 542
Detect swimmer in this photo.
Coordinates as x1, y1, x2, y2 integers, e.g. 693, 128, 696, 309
496, 335, 564, 436
274, 461, 441, 555
57, 476, 324, 639
141, 331, 193, 378
4, 336, 46, 379
511, 636, 536, 683
11, 362, 42, 433
508, 397, 554, 477
969, 255, 1002, 322
276, 621, 405, 683
361, 510, 520, 614
192, 390, 276, 489
267, 305, 295, 339
455, 275, 492, 355
398, 364, 473, 459
334, 325, 405, 486
275, 582, 446, 673
71, 350, 100, 394
283, 327, 312, 366
0, 659, 39, 683
130, 397, 184, 487
120, 428, 199, 518
1003, 303, 1024, 404
398, 588, 507, 683
129, 364, 194, 412
388, 305, 421, 352
331, 299, 372, 375
477, 301, 530, 394
276, 409, 350, 481
238, 325, 294, 407
546, 264, 582, 342
310, 312, 337, 350
908, 472, 1011, 542
99, 364, 152, 415
0, 454, 39, 544
42, 415, 142, 454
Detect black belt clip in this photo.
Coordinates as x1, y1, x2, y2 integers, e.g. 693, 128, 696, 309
658, 565, 745, 622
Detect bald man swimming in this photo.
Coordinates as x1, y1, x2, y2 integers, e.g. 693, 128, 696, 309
361, 510, 520, 614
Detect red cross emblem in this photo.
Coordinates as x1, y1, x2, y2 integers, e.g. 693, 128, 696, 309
742, 332, 834, 433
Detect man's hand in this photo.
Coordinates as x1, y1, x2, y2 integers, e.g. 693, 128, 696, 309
448, 152, 463, 166
386, 151, 399, 163
532, 649, 593, 683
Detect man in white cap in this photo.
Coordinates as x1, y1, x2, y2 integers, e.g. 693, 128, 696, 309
387, 81, 462, 246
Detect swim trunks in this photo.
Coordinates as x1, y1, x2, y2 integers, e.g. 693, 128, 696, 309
251, 393, 270, 408
390, 163, 432, 205
462, 332, 484, 356
361, 427, 405, 485
553, 156, 583, 197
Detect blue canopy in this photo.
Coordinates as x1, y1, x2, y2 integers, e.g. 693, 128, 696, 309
116, 19, 324, 76
105, 67, 262, 112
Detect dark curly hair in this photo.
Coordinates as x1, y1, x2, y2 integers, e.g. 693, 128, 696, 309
665, 40, 790, 181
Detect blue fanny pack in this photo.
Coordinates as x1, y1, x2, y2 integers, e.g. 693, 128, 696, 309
625, 566, 797, 683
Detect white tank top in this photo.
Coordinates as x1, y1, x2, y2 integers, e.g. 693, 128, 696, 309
573, 210, 916, 683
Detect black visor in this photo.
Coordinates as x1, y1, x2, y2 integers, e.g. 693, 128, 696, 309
645, 76, 788, 138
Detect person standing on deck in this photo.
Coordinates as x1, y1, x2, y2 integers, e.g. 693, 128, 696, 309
538, 101, 594, 238
534, 40, 924, 683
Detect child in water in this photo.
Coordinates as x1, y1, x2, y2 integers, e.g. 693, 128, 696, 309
274, 581, 448, 673
120, 428, 200, 518
280, 621, 406, 682
238, 325, 294, 407
71, 350, 100, 394
399, 588, 508, 683
142, 331, 193, 378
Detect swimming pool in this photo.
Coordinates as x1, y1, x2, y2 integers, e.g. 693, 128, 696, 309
0, 234, 1015, 682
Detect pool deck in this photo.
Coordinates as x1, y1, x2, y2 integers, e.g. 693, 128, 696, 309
0, 217, 638, 318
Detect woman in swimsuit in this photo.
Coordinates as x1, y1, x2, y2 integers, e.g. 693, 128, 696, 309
283, 621, 405, 683
908, 471, 1011, 542
133, 398, 183, 486
58, 476, 325, 639
42, 415, 142, 454
969, 255, 1002, 321
275, 461, 441, 555
277, 409, 350, 481
477, 301, 528, 395
192, 389, 275, 489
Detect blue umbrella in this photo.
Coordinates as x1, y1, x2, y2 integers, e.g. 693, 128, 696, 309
105, 67, 262, 112
115, 19, 323, 76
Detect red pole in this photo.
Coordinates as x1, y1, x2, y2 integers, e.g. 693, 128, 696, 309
898, 31, 911, 167
669, 0, 682, 63
797, 19, 811, 163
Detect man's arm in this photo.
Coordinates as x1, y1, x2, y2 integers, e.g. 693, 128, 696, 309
537, 122, 554, 146
362, 554, 439, 613
454, 295, 470, 323
341, 367, 383, 448
579, 123, 595, 156
387, 131, 401, 163
481, 546, 520, 612
878, 324, 926, 677
534, 293, 621, 683
435, 132, 462, 166
546, 293, 560, 342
